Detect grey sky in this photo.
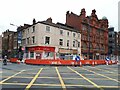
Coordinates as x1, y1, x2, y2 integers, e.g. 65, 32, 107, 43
0, 0, 119, 34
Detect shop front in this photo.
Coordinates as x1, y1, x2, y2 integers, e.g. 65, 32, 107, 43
59, 48, 77, 59
26, 46, 55, 59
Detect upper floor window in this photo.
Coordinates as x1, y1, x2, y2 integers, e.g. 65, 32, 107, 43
59, 39, 63, 46
46, 26, 50, 32
82, 25, 86, 31
22, 39, 26, 45
28, 29, 29, 33
45, 36, 50, 45
73, 41, 75, 47
32, 36, 35, 44
67, 32, 69, 36
78, 42, 80, 47
27, 37, 30, 44
73, 33, 76, 37
32, 26, 35, 33
60, 30, 63, 35
67, 40, 69, 47
78, 33, 80, 38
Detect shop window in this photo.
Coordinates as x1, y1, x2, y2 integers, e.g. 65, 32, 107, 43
26, 52, 29, 58
44, 52, 54, 57
30, 52, 34, 58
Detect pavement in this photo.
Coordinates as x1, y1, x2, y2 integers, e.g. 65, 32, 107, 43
0, 61, 119, 90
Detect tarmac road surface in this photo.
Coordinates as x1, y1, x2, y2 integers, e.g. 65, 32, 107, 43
0, 61, 119, 90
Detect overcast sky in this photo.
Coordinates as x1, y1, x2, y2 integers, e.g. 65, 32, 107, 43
0, 0, 119, 35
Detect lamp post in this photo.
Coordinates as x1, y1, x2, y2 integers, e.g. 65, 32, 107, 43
10, 23, 22, 59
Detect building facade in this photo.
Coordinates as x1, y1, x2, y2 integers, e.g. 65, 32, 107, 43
108, 27, 118, 60
66, 9, 109, 60
2, 30, 17, 58
21, 18, 81, 59
0, 35, 2, 58
118, 31, 120, 60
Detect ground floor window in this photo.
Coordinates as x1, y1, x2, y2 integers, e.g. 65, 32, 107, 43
44, 52, 54, 58
30, 52, 34, 58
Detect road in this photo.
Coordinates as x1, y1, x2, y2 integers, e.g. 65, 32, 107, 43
0, 61, 119, 90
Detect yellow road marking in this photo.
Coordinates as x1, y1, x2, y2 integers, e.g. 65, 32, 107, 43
55, 67, 66, 90
0, 70, 25, 84
67, 67, 104, 90
100, 67, 118, 71
2, 82, 28, 85
89, 67, 116, 74
1, 82, 119, 88
33, 83, 61, 86
82, 67, 120, 83
63, 78, 83, 80
25, 68, 43, 90
38, 77, 58, 79
100, 86, 120, 88
2, 76, 34, 78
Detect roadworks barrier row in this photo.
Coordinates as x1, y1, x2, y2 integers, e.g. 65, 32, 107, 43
9, 58, 118, 66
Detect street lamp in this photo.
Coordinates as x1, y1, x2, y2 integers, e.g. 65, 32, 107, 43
10, 23, 22, 59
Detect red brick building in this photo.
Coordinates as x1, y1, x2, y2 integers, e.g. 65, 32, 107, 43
66, 8, 109, 59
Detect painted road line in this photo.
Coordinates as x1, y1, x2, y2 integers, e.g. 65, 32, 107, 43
89, 67, 117, 74
2, 76, 34, 78
63, 78, 83, 80
55, 67, 66, 90
100, 86, 120, 88
1, 82, 28, 85
103, 68, 118, 71
81, 67, 120, 83
25, 68, 43, 90
66, 84, 95, 87
0, 70, 25, 84
38, 77, 58, 79
33, 83, 61, 86
67, 67, 104, 90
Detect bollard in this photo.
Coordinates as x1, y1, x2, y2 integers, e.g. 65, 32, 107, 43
80, 61, 82, 67
92, 61, 95, 66
17, 60, 20, 64
106, 61, 108, 65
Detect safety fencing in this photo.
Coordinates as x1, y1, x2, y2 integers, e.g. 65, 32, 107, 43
9, 58, 20, 64
9, 58, 118, 66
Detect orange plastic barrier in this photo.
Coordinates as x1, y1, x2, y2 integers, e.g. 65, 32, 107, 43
10, 58, 18, 63
25, 59, 114, 66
